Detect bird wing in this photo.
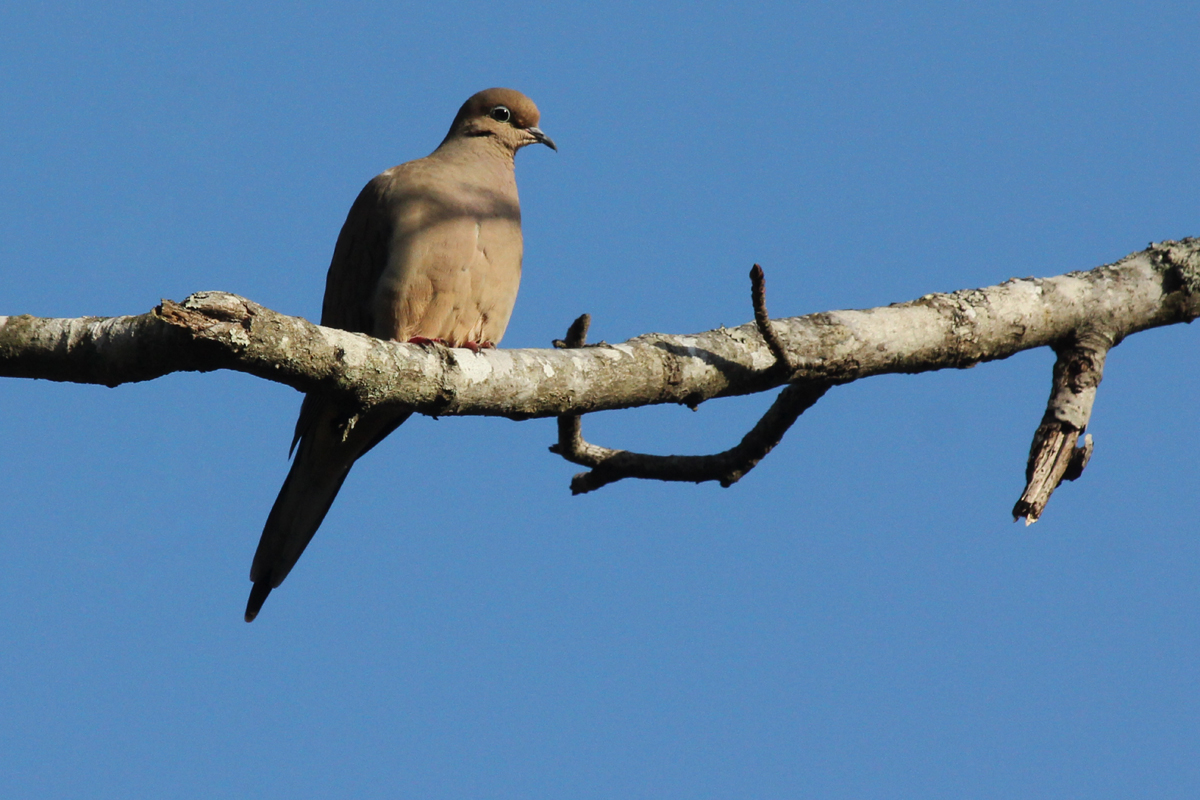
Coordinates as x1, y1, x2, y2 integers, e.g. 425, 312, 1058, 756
319, 172, 398, 335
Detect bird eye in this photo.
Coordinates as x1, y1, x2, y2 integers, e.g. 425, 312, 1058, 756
489, 105, 512, 123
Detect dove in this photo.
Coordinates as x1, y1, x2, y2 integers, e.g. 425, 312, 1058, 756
245, 88, 555, 621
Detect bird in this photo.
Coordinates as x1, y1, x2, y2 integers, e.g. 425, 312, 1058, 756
244, 88, 555, 622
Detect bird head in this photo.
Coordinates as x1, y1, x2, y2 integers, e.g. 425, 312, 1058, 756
446, 88, 557, 153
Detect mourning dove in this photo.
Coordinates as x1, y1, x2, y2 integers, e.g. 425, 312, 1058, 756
244, 88, 555, 622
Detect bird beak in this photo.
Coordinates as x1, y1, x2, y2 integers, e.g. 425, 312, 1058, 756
526, 127, 557, 151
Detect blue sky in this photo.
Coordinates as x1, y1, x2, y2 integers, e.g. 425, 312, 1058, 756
2, 2, 1198, 797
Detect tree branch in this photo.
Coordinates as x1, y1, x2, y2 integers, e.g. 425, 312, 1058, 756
1012, 330, 1109, 524
548, 265, 831, 494
2, 239, 1198, 516
4, 241, 1195, 418
750, 263, 792, 371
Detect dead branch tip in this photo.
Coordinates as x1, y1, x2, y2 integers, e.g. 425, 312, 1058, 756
1013, 332, 1110, 525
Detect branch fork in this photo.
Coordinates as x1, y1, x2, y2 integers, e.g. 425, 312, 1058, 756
4, 240, 1198, 519
549, 265, 830, 494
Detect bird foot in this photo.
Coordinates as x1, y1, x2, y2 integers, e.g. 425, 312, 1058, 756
406, 337, 494, 353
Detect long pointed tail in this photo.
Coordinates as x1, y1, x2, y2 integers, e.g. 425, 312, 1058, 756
245, 404, 410, 622
245, 434, 352, 621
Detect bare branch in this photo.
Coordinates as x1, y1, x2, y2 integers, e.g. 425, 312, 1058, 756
3, 240, 1197, 511
554, 381, 831, 495
2, 241, 1198, 427
750, 264, 792, 371
549, 265, 830, 494
1013, 330, 1111, 524
549, 313, 595, 467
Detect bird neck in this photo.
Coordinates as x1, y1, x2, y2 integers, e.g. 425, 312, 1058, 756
432, 134, 517, 168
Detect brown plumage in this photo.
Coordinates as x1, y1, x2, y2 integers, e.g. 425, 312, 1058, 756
245, 89, 555, 622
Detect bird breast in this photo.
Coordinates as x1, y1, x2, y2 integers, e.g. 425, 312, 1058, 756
371, 176, 523, 347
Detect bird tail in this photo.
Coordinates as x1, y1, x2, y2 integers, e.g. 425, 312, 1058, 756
245, 432, 351, 622
245, 403, 410, 622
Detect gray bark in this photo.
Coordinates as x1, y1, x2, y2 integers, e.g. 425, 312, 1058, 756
2, 239, 1197, 512
3, 240, 1196, 417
